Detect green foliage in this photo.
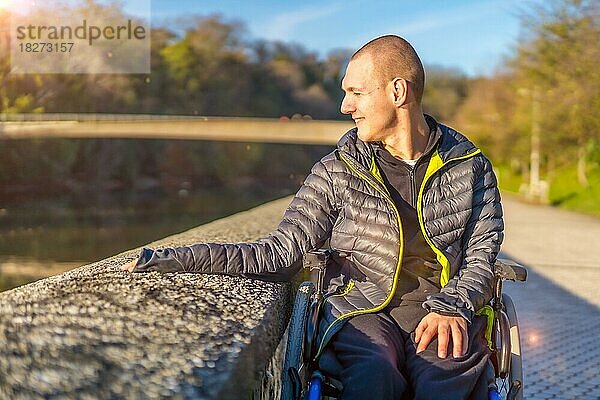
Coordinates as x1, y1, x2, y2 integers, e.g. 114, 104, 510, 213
1, 4, 349, 119
452, 76, 527, 164
2, 0, 599, 215
0, 11, 46, 115
512, 0, 600, 163
450, 0, 600, 214
548, 162, 600, 216
422, 66, 468, 123
494, 164, 525, 194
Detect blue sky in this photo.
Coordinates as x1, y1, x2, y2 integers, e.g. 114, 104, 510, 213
142, 0, 539, 77
6, 0, 537, 76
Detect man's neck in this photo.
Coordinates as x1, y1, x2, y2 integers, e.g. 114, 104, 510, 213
381, 111, 431, 160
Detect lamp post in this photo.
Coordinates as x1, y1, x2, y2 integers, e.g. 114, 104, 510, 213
518, 86, 548, 203
530, 86, 542, 198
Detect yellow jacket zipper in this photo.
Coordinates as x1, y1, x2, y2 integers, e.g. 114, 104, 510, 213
314, 153, 405, 359
416, 148, 481, 287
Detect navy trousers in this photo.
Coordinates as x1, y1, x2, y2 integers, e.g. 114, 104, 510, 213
320, 311, 491, 400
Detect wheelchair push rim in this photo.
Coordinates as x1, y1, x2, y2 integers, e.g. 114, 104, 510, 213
281, 281, 315, 400
492, 293, 524, 400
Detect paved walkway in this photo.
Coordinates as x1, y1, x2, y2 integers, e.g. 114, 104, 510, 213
500, 195, 600, 399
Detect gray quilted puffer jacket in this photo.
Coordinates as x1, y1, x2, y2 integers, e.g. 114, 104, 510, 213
134, 121, 504, 358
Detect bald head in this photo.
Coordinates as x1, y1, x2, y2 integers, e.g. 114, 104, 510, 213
352, 35, 425, 103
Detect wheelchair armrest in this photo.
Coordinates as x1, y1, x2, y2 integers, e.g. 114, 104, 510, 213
495, 259, 527, 282
303, 249, 332, 271
303, 249, 348, 270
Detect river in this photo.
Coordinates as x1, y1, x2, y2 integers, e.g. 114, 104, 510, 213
0, 138, 333, 292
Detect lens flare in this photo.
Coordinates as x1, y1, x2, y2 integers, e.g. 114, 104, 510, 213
0, 0, 10, 9
0, 0, 35, 15
528, 332, 540, 346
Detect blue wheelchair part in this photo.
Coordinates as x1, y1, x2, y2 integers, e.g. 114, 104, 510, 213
307, 371, 324, 400
489, 389, 502, 400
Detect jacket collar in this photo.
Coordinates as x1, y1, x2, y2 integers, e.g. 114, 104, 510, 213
337, 115, 478, 168
435, 123, 479, 162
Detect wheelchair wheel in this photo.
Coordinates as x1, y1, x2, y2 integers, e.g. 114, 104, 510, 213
503, 293, 524, 400
281, 281, 315, 400
494, 294, 524, 400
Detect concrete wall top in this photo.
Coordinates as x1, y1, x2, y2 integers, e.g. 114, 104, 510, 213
0, 197, 293, 399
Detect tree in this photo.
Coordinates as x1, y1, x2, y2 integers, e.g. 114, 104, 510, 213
453, 75, 525, 164
512, 0, 600, 186
422, 65, 468, 124
0, 10, 45, 113
159, 15, 250, 115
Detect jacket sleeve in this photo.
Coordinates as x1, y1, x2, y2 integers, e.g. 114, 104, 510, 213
423, 156, 504, 322
132, 160, 338, 282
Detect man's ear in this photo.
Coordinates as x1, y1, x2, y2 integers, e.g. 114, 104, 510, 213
392, 78, 408, 106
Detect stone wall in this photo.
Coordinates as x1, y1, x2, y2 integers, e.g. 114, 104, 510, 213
0, 197, 295, 399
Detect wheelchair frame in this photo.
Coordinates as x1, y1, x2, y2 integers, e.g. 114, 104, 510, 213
281, 250, 527, 400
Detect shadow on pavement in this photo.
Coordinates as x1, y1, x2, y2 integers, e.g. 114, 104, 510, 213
499, 251, 600, 400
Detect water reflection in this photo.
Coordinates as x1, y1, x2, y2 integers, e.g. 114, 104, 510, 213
0, 188, 288, 292
0, 257, 82, 292
0, 138, 333, 292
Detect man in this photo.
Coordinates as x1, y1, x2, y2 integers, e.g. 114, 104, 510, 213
123, 35, 503, 399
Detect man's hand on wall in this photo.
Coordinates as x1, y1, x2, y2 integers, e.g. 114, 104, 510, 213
414, 312, 468, 358
121, 260, 137, 272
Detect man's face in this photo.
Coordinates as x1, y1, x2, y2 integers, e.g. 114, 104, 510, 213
340, 55, 397, 142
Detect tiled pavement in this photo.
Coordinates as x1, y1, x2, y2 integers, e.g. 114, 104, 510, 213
502, 270, 600, 399
500, 195, 600, 400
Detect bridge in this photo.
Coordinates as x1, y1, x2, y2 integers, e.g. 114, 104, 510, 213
0, 113, 353, 144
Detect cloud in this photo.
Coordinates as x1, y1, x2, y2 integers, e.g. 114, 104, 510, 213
264, 2, 344, 41
388, 2, 498, 36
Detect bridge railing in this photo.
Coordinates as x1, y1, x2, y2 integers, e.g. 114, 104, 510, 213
0, 113, 284, 122
0, 197, 295, 400
0, 113, 352, 144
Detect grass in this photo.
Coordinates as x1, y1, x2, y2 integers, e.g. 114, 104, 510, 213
495, 165, 523, 194
495, 163, 600, 216
547, 164, 600, 216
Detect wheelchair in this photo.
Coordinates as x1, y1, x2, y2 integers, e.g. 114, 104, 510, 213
281, 250, 527, 400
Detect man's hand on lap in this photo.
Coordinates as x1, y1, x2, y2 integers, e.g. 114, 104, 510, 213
415, 312, 468, 358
